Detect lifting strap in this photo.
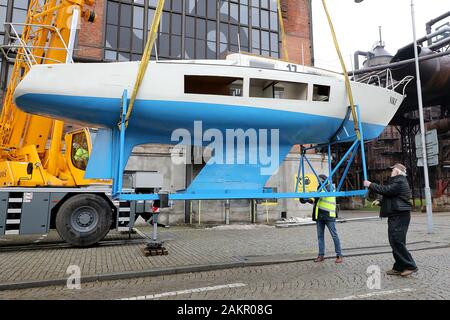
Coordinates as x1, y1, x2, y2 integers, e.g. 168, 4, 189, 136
277, 0, 289, 61
120, 0, 165, 129
321, 0, 361, 140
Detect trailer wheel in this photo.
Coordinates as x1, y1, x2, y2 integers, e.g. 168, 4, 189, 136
56, 194, 112, 247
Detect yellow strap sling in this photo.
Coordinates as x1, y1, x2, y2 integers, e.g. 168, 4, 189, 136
321, 0, 360, 140
120, 0, 166, 129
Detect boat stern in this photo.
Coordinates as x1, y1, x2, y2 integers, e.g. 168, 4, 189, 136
350, 80, 407, 141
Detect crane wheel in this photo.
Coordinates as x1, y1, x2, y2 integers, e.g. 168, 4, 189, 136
55, 194, 112, 247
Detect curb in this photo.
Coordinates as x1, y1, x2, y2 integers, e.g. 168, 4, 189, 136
1, 244, 449, 291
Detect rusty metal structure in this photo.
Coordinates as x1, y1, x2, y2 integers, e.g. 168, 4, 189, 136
337, 11, 450, 210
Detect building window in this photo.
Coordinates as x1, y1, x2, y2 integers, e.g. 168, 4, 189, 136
104, 0, 280, 62
0, 1, 8, 34
185, 0, 217, 59
250, 0, 279, 58
0, 0, 30, 93
105, 0, 145, 61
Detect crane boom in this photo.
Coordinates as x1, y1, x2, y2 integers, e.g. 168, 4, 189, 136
0, 0, 98, 187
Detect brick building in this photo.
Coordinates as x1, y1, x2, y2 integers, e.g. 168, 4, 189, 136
76, 0, 313, 64
1, 0, 314, 89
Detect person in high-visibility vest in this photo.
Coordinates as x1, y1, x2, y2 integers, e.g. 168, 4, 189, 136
73, 142, 89, 169
301, 174, 343, 263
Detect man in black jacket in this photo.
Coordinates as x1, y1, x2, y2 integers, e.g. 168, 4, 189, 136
364, 163, 418, 277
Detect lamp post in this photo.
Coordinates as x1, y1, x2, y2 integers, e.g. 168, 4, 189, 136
354, 0, 433, 233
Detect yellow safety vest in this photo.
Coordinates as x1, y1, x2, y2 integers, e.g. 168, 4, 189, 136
315, 196, 337, 219
74, 148, 89, 161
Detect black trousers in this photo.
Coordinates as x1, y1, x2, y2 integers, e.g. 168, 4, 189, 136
388, 214, 417, 271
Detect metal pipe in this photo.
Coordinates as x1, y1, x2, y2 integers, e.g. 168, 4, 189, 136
416, 26, 450, 45
426, 11, 450, 45
152, 213, 158, 241
337, 144, 360, 191
350, 50, 450, 76
225, 199, 230, 225
353, 50, 370, 70
308, 0, 315, 66
301, 150, 306, 193
295, 150, 302, 193
251, 200, 256, 223
189, 200, 192, 224
265, 200, 269, 223
428, 36, 450, 51
65, 8, 79, 63
328, 144, 333, 191
319, 140, 359, 192
411, 0, 433, 234
198, 200, 201, 225
356, 106, 368, 183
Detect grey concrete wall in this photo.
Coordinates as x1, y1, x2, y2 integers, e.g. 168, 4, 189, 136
126, 145, 329, 225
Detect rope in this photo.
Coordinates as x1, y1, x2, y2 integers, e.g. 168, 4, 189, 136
321, 0, 360, 140
120, 0, 165, 129
277, 0, 289, 61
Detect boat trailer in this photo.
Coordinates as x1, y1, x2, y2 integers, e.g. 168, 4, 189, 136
111, 90, 370, 256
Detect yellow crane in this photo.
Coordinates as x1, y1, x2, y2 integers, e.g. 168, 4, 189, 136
0, 0, 167, 247
0, 0, 99, 187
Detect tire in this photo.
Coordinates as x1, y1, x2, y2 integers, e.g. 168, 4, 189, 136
55, 194, 113, 247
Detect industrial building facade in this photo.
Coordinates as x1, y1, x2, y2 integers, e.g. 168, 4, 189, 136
74, 0, 313, 64
0, 0, 314, 100
103, 0, 281, 61
1, 0, 313, 94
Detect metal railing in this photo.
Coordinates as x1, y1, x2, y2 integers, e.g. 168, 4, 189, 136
0, 22, 72, 68
355, 68, 414, 96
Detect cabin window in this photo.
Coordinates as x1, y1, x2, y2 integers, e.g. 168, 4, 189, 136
71, 132, 90, 171
249, 79, 308, 100
184, 76, 243, 96
313, 84, 330, 102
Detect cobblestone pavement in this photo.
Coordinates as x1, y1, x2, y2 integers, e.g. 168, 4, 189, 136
1, 246, 449, 300
0, 211, 449, 287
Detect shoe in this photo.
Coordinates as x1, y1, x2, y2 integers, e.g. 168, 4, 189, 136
400, 268, 418, 277
386, 269, 402, 276
314, 256, 325, 262
335, 256, 343, 264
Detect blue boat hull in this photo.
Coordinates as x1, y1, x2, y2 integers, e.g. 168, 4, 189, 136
16, 93, 384, 145
15, 93, 384, 194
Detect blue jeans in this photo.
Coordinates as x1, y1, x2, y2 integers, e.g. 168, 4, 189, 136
316, 219, 342, 257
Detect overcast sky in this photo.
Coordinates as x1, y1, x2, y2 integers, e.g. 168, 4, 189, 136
311, 0, 450, 72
